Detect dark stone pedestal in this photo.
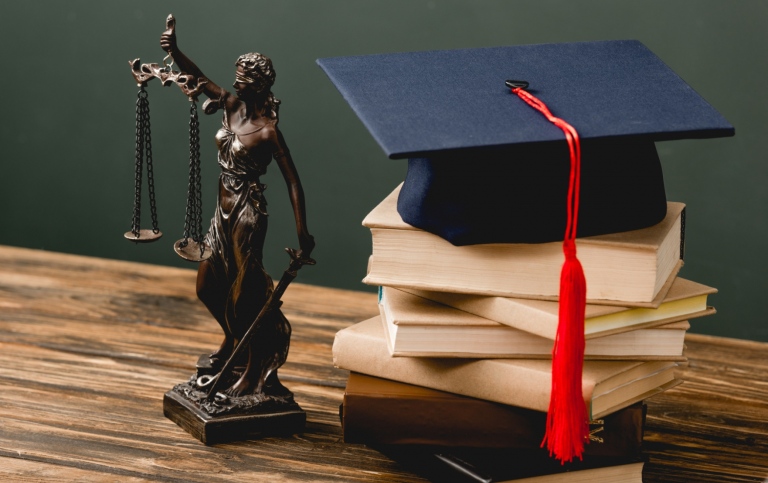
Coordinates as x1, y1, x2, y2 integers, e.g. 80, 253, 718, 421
163, 374, 306, 444
164, 391, 305, 444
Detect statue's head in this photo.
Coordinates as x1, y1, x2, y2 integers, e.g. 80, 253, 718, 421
234, 53, 275, 94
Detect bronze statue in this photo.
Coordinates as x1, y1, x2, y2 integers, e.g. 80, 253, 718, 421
130, 15, 315, 443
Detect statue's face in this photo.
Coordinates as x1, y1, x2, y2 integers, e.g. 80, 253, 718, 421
234, 65, 267, 102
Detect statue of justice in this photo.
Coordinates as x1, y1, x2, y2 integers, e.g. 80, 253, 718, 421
127, 14, 315, 443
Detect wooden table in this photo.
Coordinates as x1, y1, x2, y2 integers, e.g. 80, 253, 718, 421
0, 245, 766, 482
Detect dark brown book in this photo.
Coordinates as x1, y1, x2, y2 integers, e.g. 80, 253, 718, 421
342, 372, 647, 457
375, 445, 644, 483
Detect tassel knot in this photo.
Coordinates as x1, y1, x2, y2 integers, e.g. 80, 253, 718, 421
562, 239, 577, 259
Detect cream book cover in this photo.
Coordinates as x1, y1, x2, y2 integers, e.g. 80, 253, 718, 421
380, 286, 691, 359
398, 277, 715, 340
363, 184, 685, 306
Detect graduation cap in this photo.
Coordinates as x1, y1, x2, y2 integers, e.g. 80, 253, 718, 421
317, 40, 734, 245
317, 40, 733, 463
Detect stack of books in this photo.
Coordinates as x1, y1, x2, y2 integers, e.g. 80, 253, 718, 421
332, 184, 717, 482
319, 39, 732, 482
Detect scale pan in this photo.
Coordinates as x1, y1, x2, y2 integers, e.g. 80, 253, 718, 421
174, 239, 212, 262
124, 229, 163, 243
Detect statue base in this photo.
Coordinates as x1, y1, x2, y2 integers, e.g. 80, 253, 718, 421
163, 360, 306, 444
163, 390, 306, 444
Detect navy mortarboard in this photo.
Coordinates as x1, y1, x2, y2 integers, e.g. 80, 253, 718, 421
317, 40, 733, 245
318, 40, 733, 463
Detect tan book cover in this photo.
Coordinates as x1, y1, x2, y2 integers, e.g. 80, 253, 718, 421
363, 184, 685, 306
333, 317, 680, 419
397, 277, 716, 340
505, 463, 643, 483
381, 286, 691, 360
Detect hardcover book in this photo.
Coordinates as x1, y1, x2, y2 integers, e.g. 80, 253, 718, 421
376, 445, 644, 483
397, 277, 715, 340
363, 185, 685, 307
342, 372, 648, 456
333, 317, 681, 419
380, 287, 691, 359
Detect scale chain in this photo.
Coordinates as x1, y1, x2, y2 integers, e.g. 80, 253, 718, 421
131, 87, 147, 237
181, 99, 203, 251
143, 91, 160, 234
192, 102, 203, 243
128, 85, 162, 242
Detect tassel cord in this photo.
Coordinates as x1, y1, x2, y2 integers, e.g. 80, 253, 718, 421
511, 88, 581, 245
510, 86, 588, 464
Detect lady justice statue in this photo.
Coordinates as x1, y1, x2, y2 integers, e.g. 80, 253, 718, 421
131, 15, 315, 443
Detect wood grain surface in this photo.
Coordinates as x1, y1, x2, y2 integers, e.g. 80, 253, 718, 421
0, 245, 766, 482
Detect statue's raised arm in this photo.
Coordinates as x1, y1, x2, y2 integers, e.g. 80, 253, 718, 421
159, 14, 235, 112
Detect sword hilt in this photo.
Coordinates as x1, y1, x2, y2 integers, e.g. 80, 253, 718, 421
285, 247, 316, 275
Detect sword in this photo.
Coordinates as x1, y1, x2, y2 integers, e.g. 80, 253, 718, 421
204, 247, 315, 401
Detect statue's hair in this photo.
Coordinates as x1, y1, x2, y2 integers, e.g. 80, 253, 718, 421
236, 53, 275, 88
235, 52, 281, 119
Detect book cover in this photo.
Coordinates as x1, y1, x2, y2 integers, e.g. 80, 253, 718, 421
398, 276, 715, 340
376, 445, 644, 483
380, 287, 690, 359
342, 372, 648, 456
363, 184, 685, 307
333, 317, 680, 419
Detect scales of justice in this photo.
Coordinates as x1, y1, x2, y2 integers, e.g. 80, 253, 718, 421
126, 14, 315, 444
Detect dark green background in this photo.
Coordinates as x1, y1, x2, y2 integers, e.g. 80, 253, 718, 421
1, 1, 765, 341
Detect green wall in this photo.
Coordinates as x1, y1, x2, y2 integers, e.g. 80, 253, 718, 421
1, 1, 765, 341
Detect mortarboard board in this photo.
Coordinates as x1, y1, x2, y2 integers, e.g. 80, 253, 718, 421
317, 40, 733, 463
317, 40, 734, 245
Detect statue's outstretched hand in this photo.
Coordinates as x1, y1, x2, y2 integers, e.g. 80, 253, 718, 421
160, 14, 177, 54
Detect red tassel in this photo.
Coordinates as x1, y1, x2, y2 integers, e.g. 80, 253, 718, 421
510, 85, 590, 463
542, 240, 589, 462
